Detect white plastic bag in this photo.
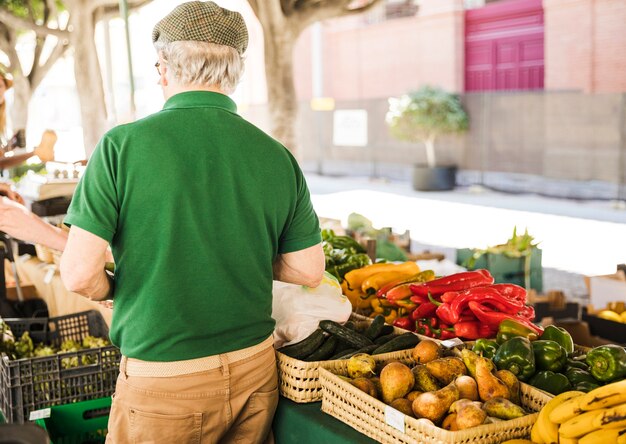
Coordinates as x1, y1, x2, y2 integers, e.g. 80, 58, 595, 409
272, 272, 352, 349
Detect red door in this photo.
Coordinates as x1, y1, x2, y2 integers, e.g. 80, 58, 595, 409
465, 0, 544, 91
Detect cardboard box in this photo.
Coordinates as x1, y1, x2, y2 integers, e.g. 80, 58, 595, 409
581, 308, 626, 345
585, 270, 626, 311
457, 247, 543, 291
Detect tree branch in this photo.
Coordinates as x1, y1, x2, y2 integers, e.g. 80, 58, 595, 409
44, 0, 60, 23
31, 39, 68, 90
0, 9, 70, 39
296, 0, 380, 30
30, 36, 45, 84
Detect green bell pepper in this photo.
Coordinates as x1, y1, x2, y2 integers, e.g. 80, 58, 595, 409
494, 336, 536, 382
532, 340, 567, 373
540, 325, 574, 355
565, 367, 598, 386
496, 319, 541, 345
566, 358, 589, 371
472, 339, 500, 359
586, 344, 626, 382
529, 370, 572, 395
573, 381, 601, 393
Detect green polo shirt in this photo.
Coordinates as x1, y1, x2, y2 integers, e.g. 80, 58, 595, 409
65, 91, 321, 361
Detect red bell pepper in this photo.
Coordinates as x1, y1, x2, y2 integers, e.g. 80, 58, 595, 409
416, 317, 438, 337
409, 294, 431, 305
393, 316, 415, 332
467, 301, 544, 335
491, 283, 527, 303
409, 270, 494, 297
411, 302, 437, 319
435, 304, 456, 325
438, 323, 457, 340
518, 304, 536, 320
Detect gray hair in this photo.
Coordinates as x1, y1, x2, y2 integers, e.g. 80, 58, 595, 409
154, 40, 244, 94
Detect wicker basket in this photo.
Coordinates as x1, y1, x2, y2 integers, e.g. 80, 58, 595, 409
277, 314, 436, 403
320, 363, 553, 444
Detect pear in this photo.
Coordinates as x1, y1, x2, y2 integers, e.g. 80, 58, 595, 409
350, 377, 378, 398
412, 382, 459, 424
412, 365, 440, 392
494, 370, 520, 405
425, 357, 467, 385
475, 357, 510, 402
390, 398, 415, 417
456, 403, 487, 430
380, 362, 415, 403
483, 397, 527, 420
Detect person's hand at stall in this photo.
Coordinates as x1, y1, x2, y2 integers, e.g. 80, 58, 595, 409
0, 182, 24, 205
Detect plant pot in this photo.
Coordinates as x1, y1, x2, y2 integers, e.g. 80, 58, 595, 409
412, 165, 457, 191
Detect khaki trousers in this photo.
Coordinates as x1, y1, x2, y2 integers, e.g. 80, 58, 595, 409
105, 346, 278, 444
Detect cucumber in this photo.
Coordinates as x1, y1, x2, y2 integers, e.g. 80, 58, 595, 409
337, 344, 379, 359
374, 333, 397, 345
319, 320, 373, 349
372, 332, 420, 355
379, 325, 394, 336
277, 329, 326, 360
329, 348, 357, 360
364, 315, 386, 340
304, 336, 338, 362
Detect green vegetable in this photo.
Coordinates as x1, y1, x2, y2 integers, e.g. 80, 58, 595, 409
472, 339, 500, 359
304, 336, 338, 362
573, 381, 601, 393
496, 319, 540, 344
493, 336, 536, 382
364, 315, 386, 340
586, 344, 626, 382
566, 358, 589, 371
277, 329, 326, 360
14, 332, 34, 359
374, 333, 397, 345
319, 321, 373, 349
529, 370, 572, 395
564, 367, 598, 386
336, 344, 379, 359
540, 325, 574, 355
372, 332, 420, 355
532, 340, 567, 373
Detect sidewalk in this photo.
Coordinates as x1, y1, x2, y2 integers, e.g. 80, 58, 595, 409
305, 173, 626, 303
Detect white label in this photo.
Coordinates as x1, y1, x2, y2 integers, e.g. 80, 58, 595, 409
29, 408, 51, 421
333, 110, 368, 147
384, 405, 405, 433
440, 338, 464, 349
44, 267, 55, 284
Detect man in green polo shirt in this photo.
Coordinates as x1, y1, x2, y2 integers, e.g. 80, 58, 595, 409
60, 2, 324, 442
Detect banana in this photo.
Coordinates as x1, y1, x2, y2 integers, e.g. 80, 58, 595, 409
591, 402, 626, 429
597, 310, 622, 322
579, 380, 626, 411
535, 391, 585, 444
558, 437, 578, 444
559, 409, 606, 439
500, 440, 536, 444
549, 392, 587, 424
579, 427, 626, 444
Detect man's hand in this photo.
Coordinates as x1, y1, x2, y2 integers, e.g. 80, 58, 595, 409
0, 197, 43, 242
0, 183, 25, 205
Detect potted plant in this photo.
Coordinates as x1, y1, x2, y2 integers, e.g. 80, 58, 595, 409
386, 85, 468, 191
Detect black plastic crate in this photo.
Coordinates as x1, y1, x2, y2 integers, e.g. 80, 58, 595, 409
0, 311, 120, 423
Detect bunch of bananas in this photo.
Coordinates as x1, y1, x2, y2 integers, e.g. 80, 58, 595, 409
531, 379, 626, 444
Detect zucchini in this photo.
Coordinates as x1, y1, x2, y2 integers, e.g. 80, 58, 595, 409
337, 344, 379, 359
329, 348, 357, 360
374, 333, 397, 345
319, 320, 373, 349
277, 329, 326, 360
372, 332, 420, 355
364, 315, 386, 340
304, 336, 338, 362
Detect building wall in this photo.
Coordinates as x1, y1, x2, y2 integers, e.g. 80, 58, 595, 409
543, 0, 626, 92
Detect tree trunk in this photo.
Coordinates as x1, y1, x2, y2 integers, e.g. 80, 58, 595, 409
9, 75, 32, 134
425, 135, 437, 168
264, 34, 298, 153
69, 4, 107, 157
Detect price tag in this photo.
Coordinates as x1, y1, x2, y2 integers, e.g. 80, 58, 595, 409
384, 405, 405, 433
440, 338, 464, 349
44, 267, 56, 284
29, 408, 51, 421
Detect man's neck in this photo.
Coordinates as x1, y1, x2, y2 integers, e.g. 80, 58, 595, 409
165, 84, 225, 100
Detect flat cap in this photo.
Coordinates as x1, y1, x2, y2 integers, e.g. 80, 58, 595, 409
152, 1, 248, 55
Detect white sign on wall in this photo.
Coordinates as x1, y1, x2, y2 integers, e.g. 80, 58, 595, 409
333, 110, 368, 147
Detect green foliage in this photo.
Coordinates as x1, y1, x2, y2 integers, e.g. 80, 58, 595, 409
386, 85, 469, 144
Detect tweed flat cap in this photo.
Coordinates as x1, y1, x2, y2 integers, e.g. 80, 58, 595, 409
152, 1, 248, 55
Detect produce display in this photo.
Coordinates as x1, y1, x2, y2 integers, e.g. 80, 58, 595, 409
322, 229, 372, 283
276, 315, 420, 361
339, 340, 534, 431
530, 379, 626, 444
595, 308, 626, 324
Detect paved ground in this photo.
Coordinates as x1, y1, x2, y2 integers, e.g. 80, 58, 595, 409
305, 173, 626, 304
